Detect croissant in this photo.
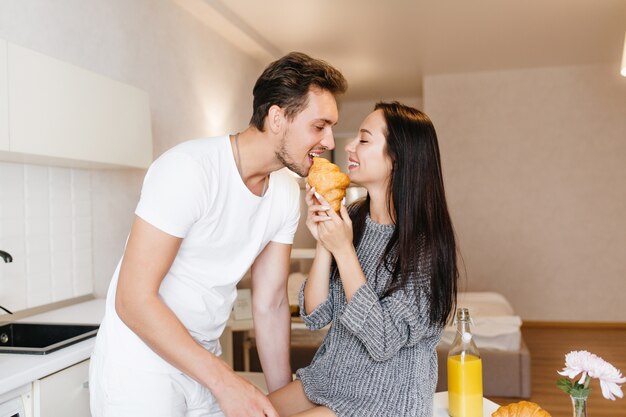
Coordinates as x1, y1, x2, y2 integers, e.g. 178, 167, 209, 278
491, 401, 552, 417
307, 157, 350, 212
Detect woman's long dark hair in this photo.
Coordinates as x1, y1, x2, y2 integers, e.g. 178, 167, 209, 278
351, 102, 458, 327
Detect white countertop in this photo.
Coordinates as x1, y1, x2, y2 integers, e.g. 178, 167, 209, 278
0, 298, 105, 395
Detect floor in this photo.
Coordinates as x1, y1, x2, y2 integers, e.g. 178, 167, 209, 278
487, 325, 626, 417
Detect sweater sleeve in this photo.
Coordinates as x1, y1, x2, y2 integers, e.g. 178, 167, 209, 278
340, 281, 436, 362
299, 278, 334, 330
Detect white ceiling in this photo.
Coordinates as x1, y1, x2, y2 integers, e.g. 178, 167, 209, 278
176, 0, 626, 100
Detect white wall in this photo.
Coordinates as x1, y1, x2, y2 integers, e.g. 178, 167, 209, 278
424, 64, 626, 322
0, 163, 93, 310
0, 0, 264, 308
335, 96, 423, 135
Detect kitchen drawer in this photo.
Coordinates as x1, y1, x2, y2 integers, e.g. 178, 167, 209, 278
33, 359, 90, 417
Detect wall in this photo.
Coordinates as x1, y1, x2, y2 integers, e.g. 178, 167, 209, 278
424, 64, 626, 322
335, 97, 423, 134
0, 163, 93, 310
0, 0, 264, 308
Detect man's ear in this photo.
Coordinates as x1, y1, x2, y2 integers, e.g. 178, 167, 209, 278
267, 105, 285, 134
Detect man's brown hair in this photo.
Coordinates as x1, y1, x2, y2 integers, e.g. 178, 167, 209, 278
250, 52, 347, 131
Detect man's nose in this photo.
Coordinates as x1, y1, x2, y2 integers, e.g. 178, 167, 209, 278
322, 130, 335, 150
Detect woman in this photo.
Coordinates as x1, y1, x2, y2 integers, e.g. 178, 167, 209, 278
268, 102, 458, 416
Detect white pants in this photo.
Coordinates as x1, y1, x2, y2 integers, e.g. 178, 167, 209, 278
89, 347, 225, 417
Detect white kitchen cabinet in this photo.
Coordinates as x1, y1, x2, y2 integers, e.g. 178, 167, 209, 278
32, 359, 90, 417
0, 39, 8, 151
0, 39, 153, 169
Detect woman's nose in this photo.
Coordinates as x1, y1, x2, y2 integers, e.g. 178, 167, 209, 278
345, 137, 357, 152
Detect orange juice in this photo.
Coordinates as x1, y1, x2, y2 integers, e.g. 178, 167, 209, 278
447, 354, 483, 417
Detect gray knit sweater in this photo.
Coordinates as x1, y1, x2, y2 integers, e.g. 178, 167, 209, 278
296, 215, 442, 417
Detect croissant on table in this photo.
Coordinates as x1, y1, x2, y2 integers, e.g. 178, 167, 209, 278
307, 157, 350, 212
491, 401, 552, 417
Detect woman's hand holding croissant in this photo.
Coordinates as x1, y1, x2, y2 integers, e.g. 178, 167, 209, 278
305, 183, 332, 242
314, 194, 353, 256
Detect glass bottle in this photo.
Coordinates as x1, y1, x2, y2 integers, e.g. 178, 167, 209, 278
570, 395, 588, 417
447, 308, 483, 417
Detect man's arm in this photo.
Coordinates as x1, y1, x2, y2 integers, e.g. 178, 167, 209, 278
250, 241, 293, 392
116, 216, 277, 417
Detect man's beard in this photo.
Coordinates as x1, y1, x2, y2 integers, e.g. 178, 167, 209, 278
275, 131, 308, 177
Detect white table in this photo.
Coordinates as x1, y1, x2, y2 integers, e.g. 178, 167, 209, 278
433, 392, 499, 416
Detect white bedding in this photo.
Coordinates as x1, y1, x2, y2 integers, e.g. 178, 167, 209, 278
439, 292, 522, 351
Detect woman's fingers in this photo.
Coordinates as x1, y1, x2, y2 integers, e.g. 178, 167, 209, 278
312, 213, 332, 223
313, 191, 330, 208
306, 185, 325, 206
339, 202, 352, 226
317, 216, 347, 252
306, 187, 331, 218
311, 192, 339, 219
308, 203, 332, 215
304, 184, 316, 206
308, 201, 332, 224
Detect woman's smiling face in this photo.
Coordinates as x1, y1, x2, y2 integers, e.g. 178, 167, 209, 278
345, 109, 393, 188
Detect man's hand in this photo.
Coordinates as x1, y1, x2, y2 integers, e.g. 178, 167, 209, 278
212, 366, 279, 417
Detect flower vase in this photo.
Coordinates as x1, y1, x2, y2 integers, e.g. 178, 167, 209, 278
570, 395, 588, 417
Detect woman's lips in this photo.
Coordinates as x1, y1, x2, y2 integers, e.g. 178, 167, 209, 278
348, 159, 360, 171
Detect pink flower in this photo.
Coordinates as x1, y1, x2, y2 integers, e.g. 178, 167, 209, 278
558, 351, 595, 384
588, 356, 626, 400
558, 350, 626, 401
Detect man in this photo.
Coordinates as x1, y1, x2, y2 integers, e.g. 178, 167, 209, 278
90, 52, 347, 417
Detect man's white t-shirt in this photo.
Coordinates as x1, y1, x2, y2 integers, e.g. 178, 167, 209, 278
97, 135, 301, 373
